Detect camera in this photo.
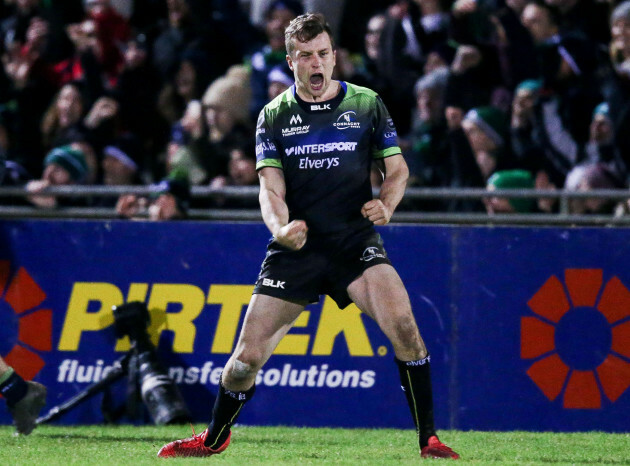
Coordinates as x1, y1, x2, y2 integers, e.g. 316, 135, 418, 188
113, 302, 191, 425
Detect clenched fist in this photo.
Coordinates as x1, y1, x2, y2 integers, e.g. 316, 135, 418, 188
361, 199, 392, 225
274, 220, 308, 250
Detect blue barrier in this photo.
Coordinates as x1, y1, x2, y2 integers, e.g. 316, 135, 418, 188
0, 220, 628, 431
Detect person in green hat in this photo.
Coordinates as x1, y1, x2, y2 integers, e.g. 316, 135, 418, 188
584, 103, 627, 183
461, 106, 511, 180
484, 169, 536, 214
511, 79, 542, 131
25, 144, 91, 208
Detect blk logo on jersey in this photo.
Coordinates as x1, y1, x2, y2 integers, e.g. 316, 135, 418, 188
311, 104, 331, 111
334, 111, 361, 130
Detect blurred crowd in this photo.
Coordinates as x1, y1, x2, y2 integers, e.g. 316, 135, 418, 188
1, 0, 629, 218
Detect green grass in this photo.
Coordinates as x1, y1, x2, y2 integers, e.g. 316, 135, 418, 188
0, 425, 628, 465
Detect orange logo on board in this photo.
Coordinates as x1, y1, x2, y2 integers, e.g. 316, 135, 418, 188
0, 261, 52, 380
521, 269, 630, 408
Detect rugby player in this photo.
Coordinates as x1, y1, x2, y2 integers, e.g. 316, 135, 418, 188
158, 13, 459, 460
0, 356, 47, 435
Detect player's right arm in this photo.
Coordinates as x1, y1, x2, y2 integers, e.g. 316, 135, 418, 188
259, 167, 308, 250
255, 102, 308, 250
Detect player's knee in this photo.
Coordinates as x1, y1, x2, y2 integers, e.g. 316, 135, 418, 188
390, 318, 423, 353
229, 357, 259, 382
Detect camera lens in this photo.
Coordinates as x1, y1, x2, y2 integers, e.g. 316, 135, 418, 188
138, 352, 191, 424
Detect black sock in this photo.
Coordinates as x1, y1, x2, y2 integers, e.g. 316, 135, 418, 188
0, 369, 28, 408
204, 380, 255, 448
395, 355, 436, 448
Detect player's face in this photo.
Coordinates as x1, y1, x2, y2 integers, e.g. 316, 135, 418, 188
287, 32, 336, 101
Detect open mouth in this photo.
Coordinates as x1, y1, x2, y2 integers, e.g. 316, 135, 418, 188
310, 73, 324, 91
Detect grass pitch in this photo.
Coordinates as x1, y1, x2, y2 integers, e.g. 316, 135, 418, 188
0, 424, 628, 465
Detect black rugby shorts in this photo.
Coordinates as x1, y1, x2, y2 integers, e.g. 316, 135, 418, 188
253, 229, 392, 309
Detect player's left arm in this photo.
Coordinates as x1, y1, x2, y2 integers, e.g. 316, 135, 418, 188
361, 154, 409, 225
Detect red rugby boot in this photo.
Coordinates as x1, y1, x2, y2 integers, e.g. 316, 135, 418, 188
157, 426, 231, 458
420, 435, 460, 459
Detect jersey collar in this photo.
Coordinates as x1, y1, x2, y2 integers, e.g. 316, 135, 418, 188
292, 81, 347, 114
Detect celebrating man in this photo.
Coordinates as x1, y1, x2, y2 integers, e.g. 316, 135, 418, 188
158, 13, 459, 460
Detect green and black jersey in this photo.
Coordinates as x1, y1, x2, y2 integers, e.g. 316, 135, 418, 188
255, 81, 401, 235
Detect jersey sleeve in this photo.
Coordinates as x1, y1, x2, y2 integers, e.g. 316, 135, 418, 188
255, 109, 282, 170
371, 96, 402, 159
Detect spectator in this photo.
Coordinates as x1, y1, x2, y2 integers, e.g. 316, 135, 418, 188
166, 99, 207, 184
55, 3, 130, 100
190, 67, 252, 182
376, 0, 450, 134
521, 1, 602, 186
25, 143, 95, 208
266, 65, 293, 101
611, 1, 630, 76
83, 94, 122, 155
83, 0, 130, 88
450, 0, 498, 43
510, 79, 544, 167
1, 5, 61, 173
208, 143, 259, 208
584, 103, 627, 184
0, 107, 32, 191
0, 106, 19, 167
145, 172, 190, 220
507, 78, 560, 212
1, 0, 43, 56
444, 44, 501, 131
460, 106, 513, 182
511, 79, 542, 133
337, 0, 394, 54
364, 13, 387, 64
564, 162, 623, 214
101, 136, 144, 187
452, 0, 538, 91
602, 1, 630, 166
116, 168, 190, 220
129, 0, 169, 34
247, 0, 302, 119
152, 0, 197, 82
113, 32, 166, 174
484, 169, 536, 214
84, 0, 130, 43
423, 41, 456, 75
40, 82, 89, 153
157, 47, 214, 126
406, 67, 451, 196
0, 0, 79, 63
334, 12, 390, 100
496, 0, 539, 89
544, 0, 611, 46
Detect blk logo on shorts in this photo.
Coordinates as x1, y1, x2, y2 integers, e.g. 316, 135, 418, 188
262, 278, 285, 289
360, 247, 386, 262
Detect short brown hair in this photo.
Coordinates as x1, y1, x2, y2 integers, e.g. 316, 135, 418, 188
285, 13, 334, 56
